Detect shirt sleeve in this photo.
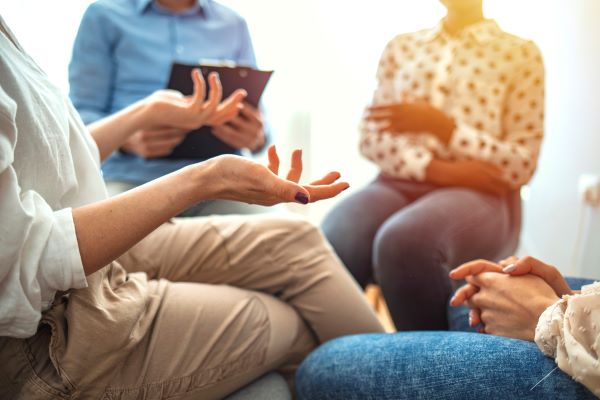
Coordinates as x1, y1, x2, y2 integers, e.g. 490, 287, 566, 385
0, 89, 87, 339
359, 37, 442, 181
448, 41, 545, 188
535, 282, 600, 397
68, 4, 116, 124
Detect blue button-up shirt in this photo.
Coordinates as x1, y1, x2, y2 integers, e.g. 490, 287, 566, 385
69, 0, 262, 184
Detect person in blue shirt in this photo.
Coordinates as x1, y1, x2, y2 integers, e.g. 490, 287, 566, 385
69, 0, 270, 216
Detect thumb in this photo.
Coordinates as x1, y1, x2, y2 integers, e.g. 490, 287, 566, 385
273, 178, 310, 204
502, 256, 572, 296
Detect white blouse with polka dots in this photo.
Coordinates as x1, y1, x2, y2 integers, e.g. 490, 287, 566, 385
360, 19, 544, 187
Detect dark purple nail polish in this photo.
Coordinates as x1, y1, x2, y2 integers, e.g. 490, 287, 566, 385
295, 192, 309, 204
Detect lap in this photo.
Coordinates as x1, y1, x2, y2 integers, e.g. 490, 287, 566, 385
375, 187, 514, 264
104, 281, 314, 400
296, 332, 595, 400
119, 214, 317, 288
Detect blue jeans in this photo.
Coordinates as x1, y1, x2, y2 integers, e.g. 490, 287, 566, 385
322, 176, 521, 331
296, 278, 596, 399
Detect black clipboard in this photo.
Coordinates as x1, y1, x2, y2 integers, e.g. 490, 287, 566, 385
162, 63, 273, 160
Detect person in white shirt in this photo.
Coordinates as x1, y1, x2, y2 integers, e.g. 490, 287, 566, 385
322, 0, 544, 331
0, 17, 383, 399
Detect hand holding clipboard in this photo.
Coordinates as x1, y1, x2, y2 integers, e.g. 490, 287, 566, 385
163, 63, 273, 160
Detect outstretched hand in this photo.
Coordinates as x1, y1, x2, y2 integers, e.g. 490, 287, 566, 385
203, 145, 349, 206
143, 69, 247, 132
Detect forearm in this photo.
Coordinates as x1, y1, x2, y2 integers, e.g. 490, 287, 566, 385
424, 159, 453, 186
72, 163, 216, 275
87, 100, 150, 161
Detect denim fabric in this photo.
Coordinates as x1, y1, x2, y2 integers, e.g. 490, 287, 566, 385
296, 278, 596, 400
323, 175, 520, 331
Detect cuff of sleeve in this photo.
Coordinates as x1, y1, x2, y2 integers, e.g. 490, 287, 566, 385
535, 298, 567, 358
581, 281, 600, 295
448, 122, 481, 159
42, 208, 88, 292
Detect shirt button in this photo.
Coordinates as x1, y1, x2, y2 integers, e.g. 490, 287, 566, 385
176, 45, 184, 54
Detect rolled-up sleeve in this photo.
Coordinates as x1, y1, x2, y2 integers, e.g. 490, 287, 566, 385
0, 91, 87, 339
535, 282, 600, 397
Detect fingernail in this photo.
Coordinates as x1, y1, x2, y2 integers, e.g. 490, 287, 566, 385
503, 264, 516, 273
295, 192, 309, 204
469, 315, 473, 326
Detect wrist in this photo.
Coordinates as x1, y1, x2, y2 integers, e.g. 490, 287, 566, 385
131, 98, 158, 131
425, 159, 455, 186
181, 159, 221, 202
434, 114, 456, 145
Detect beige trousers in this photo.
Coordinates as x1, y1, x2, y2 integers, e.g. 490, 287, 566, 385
0, 215, 383, 399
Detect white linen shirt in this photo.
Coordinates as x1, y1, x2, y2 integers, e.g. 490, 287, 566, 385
360, 20, 544, 187
0, 18, 107, 338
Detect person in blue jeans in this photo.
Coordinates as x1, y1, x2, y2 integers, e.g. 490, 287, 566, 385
322, 0, 545, 330
69, 0, 270, 216
296, 256, 600, 399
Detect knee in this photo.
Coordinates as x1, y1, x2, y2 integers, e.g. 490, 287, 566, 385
372, 218, 444, 281
296, 336, 366, 399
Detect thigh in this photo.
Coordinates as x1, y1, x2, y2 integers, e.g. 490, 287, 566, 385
377, 187, 513, 271
296, 332, 596, 400
321, 179, 411, 286
183, 199, 279, 217
119, 215, 384, 342
107, 281, 316, 400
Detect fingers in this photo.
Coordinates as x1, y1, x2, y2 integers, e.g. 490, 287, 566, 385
449, 259, 503, 280
272, 178, 310, 204
204, 72, 223, 112
212, 124, 253, 149
469, 308, 482, 328
364, 109, 392, 121
286, 150, 303, 183
190, 68, 206, 107
210, 89, 247, 125
502, 256, 572, 296
310, 171, 341, 186
140, 136, 184, 158
499, 255, 519, 267
449, 283, 478, 307
267, 145, 280, 175
239, 102, 262, 123
303, 181, 349, 202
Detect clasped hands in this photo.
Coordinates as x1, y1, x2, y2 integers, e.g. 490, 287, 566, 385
364, 100, 456, 145
124, 69, 265, 158
448, 256, 571, 341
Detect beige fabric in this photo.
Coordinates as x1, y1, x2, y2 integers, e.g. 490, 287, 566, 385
535, 281, 600, 397
0, 214, 383, 399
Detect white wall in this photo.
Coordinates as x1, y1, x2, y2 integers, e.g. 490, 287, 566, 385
522, 0, 600, 278
2, 0, 598, 277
